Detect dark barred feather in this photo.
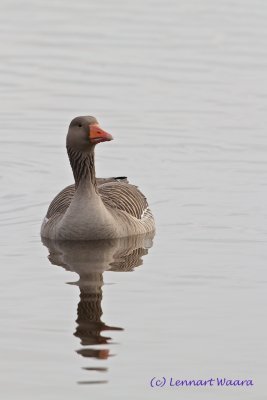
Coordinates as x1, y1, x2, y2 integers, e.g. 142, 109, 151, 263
99, 182, 149, 220
46, 177, 129, 219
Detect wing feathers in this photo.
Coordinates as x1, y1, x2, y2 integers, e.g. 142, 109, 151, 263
99, 182, 149, 220
46, 177, 150, 222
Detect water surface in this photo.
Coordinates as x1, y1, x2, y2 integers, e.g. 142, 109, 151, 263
0, 0, 267, 399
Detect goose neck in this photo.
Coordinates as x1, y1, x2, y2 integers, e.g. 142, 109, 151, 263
67, 146, 97, 190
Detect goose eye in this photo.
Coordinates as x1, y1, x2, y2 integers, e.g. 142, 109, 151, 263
78, 123, 82, 128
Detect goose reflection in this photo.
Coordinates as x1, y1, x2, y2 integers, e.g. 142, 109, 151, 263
42, 234, 154, 384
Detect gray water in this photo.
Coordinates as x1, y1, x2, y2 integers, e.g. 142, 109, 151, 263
1, 0, 267, 399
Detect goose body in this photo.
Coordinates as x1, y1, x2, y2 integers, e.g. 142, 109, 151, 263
41, 116, 155, 240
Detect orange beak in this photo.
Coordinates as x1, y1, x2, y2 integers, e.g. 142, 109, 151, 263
89, 124, 113, 144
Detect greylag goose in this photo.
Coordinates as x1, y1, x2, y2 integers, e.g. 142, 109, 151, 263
41, 116, 155, 240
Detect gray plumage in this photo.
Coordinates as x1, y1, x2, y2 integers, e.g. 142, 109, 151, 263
41, 116, 155, 240
46, 177, 129, 219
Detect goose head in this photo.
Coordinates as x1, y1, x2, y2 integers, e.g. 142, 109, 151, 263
66, 116, 113, 152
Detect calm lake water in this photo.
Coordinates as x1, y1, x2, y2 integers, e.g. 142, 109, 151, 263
1, 0, 267, 399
